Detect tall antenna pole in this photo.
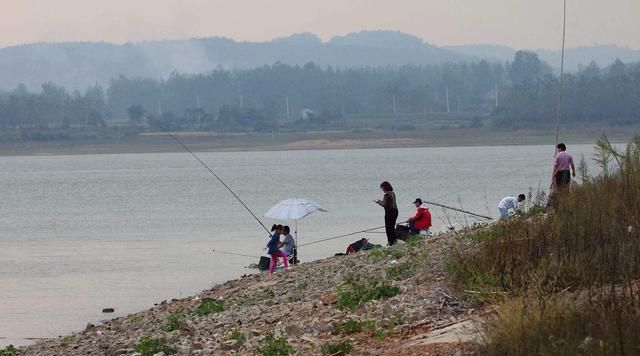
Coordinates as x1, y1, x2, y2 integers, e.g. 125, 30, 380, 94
554, 0, 567, 152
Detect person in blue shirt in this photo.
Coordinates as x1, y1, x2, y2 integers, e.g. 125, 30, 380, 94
267, 224, 289, 273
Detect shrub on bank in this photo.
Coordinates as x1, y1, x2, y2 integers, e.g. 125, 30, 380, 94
135, 336, 176, 356
257, 334, 294, 356
336, 276, 400, 310
0, 345, 18, 356
451, 136, 640, 355
194, 298, 224, 316
483, 294, 640, 356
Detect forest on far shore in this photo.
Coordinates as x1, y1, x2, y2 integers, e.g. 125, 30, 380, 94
0, 51, 638, 141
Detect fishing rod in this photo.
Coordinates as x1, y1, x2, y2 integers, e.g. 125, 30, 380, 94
211, 249, 261, 259
429, 156, 552, 202
424, 200, 492, 220
554, 0, 568, 152
298, 225, 386, 248
163, 131, 271, 235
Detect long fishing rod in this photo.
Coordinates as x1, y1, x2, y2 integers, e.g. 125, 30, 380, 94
298, 225, 386, 248
554, 0, 568, 151
423, 200, 492, 220
211, 249, 261, 259
164, 131, 271, 235
430, 156, 552, 202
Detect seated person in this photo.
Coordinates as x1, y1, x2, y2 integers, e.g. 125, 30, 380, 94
407, 198, 432, 235
279, 225, 296, 257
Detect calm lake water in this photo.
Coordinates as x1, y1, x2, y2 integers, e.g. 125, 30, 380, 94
0, 144, 602, 346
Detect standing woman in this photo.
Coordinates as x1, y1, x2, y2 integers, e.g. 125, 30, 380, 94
375, 181, 398, 245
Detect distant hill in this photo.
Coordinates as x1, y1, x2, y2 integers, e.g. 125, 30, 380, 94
0, 31, 469, 90
1, 31, 637, 91
444, 44, 640, 70
443, 44, 516, 63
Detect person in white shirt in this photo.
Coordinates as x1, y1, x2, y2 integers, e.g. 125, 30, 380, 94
498, 194, 526, 220
279, 225, 296, 257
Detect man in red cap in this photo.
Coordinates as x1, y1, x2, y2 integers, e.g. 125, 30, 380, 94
407, 198, 432, 235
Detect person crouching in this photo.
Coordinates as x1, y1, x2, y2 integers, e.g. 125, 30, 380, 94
498, 194, 526, 220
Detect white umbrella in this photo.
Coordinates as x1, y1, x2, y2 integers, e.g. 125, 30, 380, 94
264, 198, 326, 260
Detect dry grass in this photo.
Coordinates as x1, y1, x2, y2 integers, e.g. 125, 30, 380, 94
449, 135, 640, 355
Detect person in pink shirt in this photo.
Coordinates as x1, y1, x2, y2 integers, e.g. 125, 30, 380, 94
551, 143, 575, 190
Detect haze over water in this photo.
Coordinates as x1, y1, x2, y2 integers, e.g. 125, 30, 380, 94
0, 144, 600, 346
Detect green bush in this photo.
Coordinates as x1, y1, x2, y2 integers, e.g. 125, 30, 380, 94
257, 334, 294, 356
445, 260, 501, 302
194, 298, 224, 316
226, 330, 246, 342
135, 336, 176, 356
0, 345, 18, 356
405, 234, 424, 247
164, 312, 184, 331
336, 276, 400, 310
368, 247, 404, 262
321, 341, 353, 355
332, 318, 375, 335
386, 260, 414, 280
255, 289, 276, 301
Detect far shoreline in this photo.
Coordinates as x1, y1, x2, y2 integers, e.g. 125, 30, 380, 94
0, 126, 635, 157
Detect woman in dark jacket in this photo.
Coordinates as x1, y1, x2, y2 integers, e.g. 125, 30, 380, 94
375, 181, 398, 245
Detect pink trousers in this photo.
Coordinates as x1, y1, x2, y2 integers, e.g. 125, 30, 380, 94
269, 251, 289, 273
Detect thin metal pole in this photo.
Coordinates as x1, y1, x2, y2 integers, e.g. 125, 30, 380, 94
423, 200, 493, 220
554, 0, 567, 151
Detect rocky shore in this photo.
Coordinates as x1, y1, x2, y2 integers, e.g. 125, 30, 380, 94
19, 232, 481, 355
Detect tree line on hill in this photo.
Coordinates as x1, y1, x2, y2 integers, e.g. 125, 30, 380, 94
0, 51, 638, 138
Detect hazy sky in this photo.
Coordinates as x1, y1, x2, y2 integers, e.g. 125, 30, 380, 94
1, 0, 638, 49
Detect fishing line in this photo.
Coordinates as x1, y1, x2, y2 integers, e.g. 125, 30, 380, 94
430, 156, 552, 202
164, 131, 271, 235
554, 0, 568, 151
297, 225, 386, 248
423, 200, 492, 220
211, 249, 261, 259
